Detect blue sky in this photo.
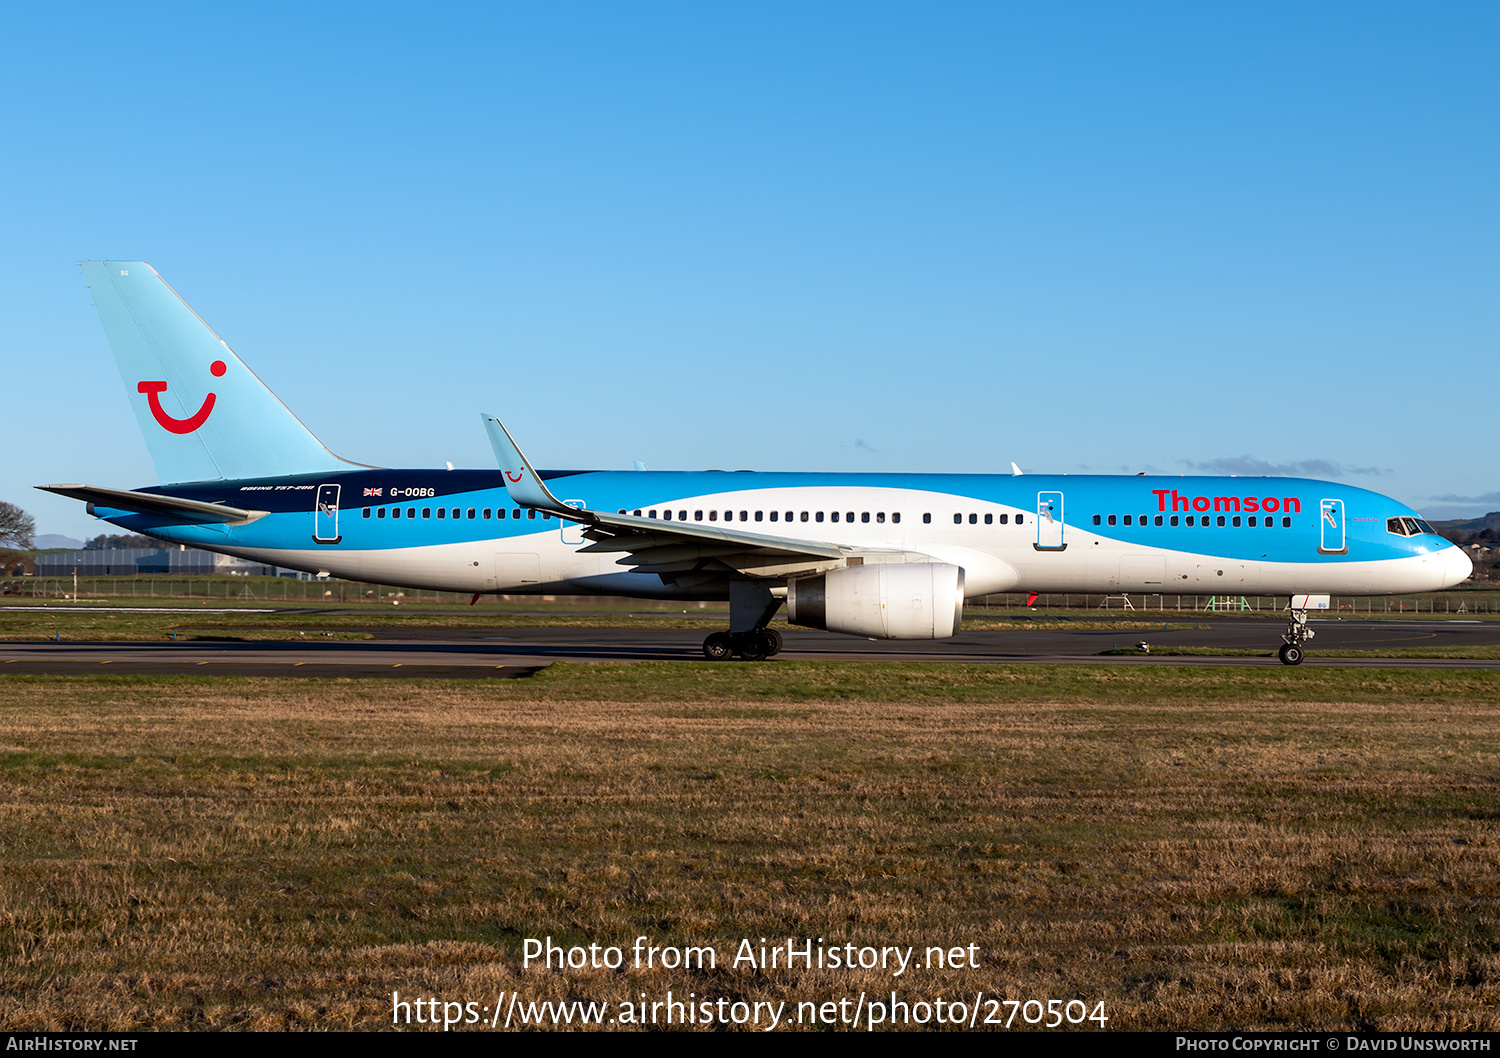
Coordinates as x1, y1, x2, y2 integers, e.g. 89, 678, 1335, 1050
3, 2, 1496, 539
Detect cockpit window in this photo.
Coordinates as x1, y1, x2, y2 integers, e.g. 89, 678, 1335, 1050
1389, 516, 1437, 537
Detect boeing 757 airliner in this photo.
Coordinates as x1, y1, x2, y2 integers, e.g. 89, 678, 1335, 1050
40, 262, 1473, 664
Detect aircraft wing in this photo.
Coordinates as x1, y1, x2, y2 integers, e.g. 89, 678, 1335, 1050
36, 484, 269, 525
575, 511, 851, 577
482, 413, 858, 578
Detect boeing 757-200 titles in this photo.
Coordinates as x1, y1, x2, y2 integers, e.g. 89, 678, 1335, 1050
41, 262, 1473, 664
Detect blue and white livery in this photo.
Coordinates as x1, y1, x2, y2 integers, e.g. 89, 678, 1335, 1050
42, 262, 1473, 664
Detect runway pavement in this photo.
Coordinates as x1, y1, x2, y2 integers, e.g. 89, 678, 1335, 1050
2, 618, 1499, 676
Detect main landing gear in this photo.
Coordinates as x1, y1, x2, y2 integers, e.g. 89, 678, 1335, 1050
702, 581, 785, 661
1278, 606, 1314, 666
702, 628, 783, 661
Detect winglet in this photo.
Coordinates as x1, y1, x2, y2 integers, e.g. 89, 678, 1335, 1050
481, 413, 587, 520
1010, 462, 1024, 476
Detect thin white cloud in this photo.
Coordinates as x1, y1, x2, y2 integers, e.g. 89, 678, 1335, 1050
1425, 491, 1500, 504
1181, 456, 1389, 478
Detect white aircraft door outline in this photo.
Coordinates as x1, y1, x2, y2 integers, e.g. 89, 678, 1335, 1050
313, 484, 341, 544
1318, 498, 1347, 554
561, 499, 586, 545
1036, 491, 1065, 550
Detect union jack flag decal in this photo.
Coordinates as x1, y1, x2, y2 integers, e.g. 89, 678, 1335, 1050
363, 487, 383, 497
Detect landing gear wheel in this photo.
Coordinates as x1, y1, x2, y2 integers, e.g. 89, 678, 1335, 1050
733, 631, 772, 661
1278, 644, 1304, 666
762, 629, 783, 657
702, 632, 733, 660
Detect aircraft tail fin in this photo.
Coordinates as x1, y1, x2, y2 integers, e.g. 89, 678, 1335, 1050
81, 261, 352, 483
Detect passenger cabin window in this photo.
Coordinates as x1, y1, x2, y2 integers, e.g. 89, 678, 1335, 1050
362, 508, 371, 519
423, 508, 432, 519
755, 511, 763, 522
1123, 515, 1132, 526
801, 511, 809, 522
892, 513, 900, 524
861, 512, 870, 523
999, 513, 1008, 525
983, 513, 992, 525
953, 513, 961, 525
436, 508, 444, 519
922, 513, 931, 524
1016, 514, 1023, 525
876, 512, 885, 523
377, 507, 386, 519
816, 512, 824, 522
1282, 516, 1291, 527
695, 510, 703, 521
1108, 515, 1116, 526
1170, 515, 1178, 526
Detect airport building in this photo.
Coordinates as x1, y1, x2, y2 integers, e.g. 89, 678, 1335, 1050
34, 547, 297, 578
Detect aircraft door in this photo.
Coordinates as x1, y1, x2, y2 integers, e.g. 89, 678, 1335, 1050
1036, 491, 1065, 550
561, 500, 586, 545
313, 484, 341, 544
1319, 498, 1347, 554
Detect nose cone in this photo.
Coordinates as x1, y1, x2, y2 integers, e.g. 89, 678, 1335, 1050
1443, 545, 1474, 588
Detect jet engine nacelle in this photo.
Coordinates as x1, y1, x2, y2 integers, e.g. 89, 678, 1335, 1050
787, 562, 965, 640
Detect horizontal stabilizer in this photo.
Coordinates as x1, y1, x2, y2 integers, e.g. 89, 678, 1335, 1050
36, 484, 268, 525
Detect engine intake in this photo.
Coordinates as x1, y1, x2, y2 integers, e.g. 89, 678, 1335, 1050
787, 562, 964, 640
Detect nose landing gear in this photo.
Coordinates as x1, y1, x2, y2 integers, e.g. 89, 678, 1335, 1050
1278, 606, 1314, 665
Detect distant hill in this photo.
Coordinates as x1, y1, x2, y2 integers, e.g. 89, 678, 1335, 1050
1430, 512, 1500, 535
34, 534, 83, 550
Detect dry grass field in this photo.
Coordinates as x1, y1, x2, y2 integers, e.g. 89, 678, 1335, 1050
1, 663, 1498, 1031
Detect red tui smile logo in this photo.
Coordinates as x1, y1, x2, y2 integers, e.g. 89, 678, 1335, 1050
138, 360, 225, 434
